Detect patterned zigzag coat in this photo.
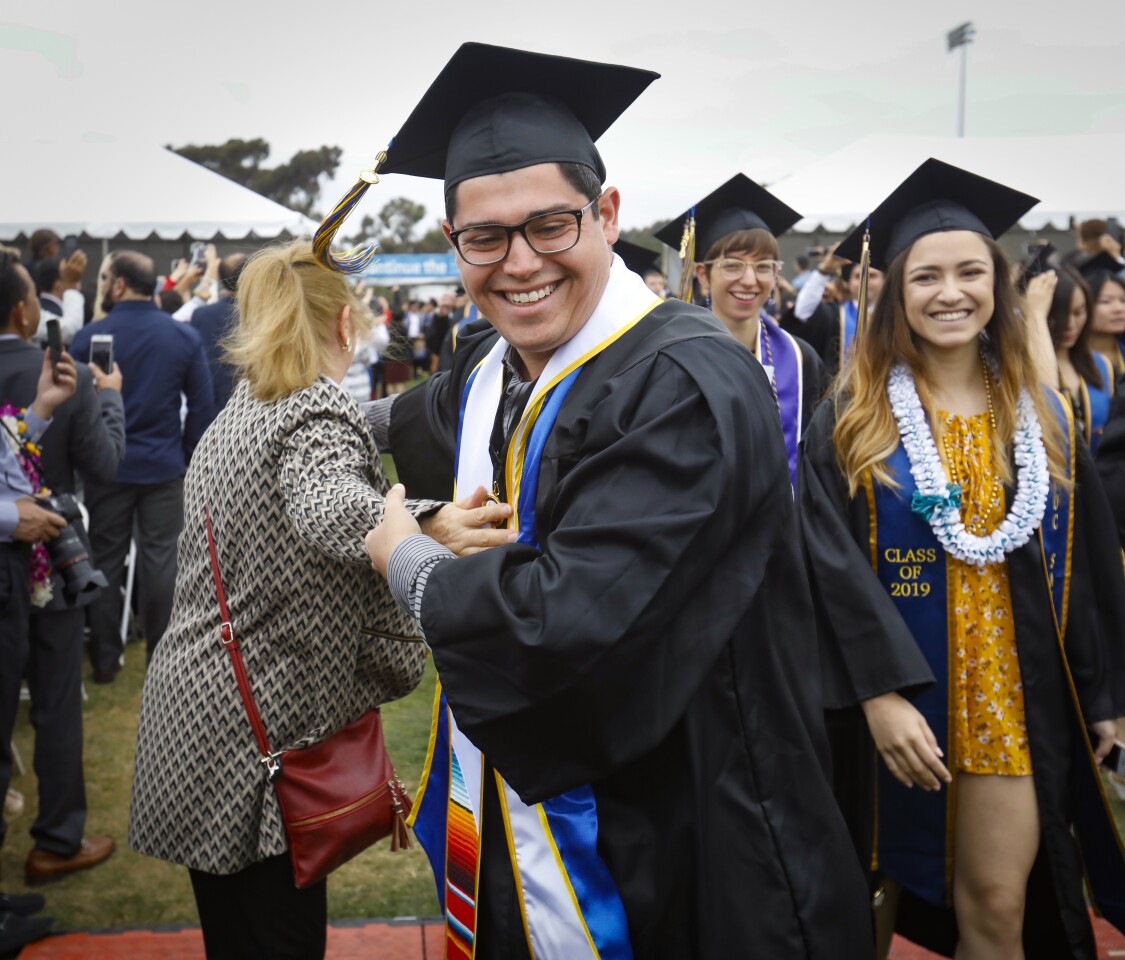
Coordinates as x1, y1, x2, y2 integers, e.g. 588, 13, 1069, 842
129, 378, 432, 874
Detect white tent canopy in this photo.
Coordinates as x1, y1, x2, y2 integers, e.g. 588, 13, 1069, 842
0, 141, 318, 241
770, 133, 1125, 233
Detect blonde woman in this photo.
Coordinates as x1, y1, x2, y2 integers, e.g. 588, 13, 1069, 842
129, 241, 510, 959
798, 161, 1125, 959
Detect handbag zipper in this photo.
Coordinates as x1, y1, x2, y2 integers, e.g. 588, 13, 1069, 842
288, 781, 391, 828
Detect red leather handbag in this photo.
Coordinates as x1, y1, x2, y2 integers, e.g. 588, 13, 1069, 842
205, 506, 411, 888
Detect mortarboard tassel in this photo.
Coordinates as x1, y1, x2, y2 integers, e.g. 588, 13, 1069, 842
677, 206, 697, 302
854, 216, 872, 339
312, 146, 390, 274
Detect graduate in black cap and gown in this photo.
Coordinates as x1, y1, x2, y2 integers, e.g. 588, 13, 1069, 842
797, 158, 1125, 959
612, 238, 667, 297
655, 174, 827, 485
324, 41, 872, 960
1078, 251, 1125, 378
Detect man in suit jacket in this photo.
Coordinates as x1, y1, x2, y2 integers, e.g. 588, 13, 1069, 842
189, 253, 245, 413
0, 255, 126, 884
70, 251, 213, 679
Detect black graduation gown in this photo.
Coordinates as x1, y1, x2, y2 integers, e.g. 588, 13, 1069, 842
780, 301, 846, 381
392, 300, 873, 959
790, 328, 830, 430
798, 401, 1125, 959
1095, 374, 1125, 549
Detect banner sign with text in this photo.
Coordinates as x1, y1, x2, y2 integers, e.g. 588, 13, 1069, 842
362, 253, 461, 284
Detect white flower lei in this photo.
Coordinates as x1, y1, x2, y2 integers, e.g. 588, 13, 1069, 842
886, 363, 1050, 565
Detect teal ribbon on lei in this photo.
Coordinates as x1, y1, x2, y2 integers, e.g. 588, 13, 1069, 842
910, 483, 962, 522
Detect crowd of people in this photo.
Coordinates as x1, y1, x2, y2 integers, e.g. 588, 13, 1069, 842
2, 41, 1125, 960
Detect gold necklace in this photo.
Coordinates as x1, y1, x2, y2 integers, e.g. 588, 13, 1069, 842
940, 356, 1001, 536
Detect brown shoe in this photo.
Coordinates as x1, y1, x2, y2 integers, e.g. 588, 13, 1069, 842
25, 835, 115, 885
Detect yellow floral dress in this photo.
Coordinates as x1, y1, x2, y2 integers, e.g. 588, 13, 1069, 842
940, 412, 1032, 776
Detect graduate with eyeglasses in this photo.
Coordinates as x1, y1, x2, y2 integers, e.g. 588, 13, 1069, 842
655, 175, 827, 486
340, 42, 871, 960
797, 158, 1125, 960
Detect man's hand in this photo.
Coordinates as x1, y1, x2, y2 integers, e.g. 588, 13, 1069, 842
31, 349, 77, 419
90, 360, 123, 393
59, 250, 88, 288
13, 497, 66, 543
861, 691, 952, 791
818, 243, 847, 275
365, 484, 424, 577
419, 485, 515, 556
1091, 719, 1118, 764
204, 244, 220, 280
176, 263, 204, 295
169, 259, 189, 284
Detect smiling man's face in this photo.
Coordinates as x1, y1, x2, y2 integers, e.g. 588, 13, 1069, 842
444, 163, 620, 379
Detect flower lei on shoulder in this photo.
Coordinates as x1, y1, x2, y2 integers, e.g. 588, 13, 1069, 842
0, 404, 53, 606
886, 363, 1050, 566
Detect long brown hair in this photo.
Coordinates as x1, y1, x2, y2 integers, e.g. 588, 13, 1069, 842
1047, 266, 1102, 389
833, 235, 1070, 496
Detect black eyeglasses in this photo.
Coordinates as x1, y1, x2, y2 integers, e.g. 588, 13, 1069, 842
450, 197, 599, 266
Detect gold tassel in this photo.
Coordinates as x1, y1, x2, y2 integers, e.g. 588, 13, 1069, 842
677, 208, 696, 302
854, 220, 872, 340
311, 148, 389, 274
389, 776, 412, 852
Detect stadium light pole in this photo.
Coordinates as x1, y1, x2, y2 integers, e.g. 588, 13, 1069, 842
947, 22, 975, 137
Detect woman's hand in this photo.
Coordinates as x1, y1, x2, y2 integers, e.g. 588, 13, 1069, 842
1090, 719, 1118, 763
1025, 271, 1057, 326
418, 485, 515, 557
861, 691, 952, 791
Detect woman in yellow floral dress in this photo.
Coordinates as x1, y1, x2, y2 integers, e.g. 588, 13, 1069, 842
798, 160, 1125, 960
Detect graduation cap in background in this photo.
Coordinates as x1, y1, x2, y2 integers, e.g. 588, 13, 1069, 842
835, 159, 1039, 332
1077, 250, 1124, 281
312, 42, 660, 273
614, 239, 662, 277
835, 159, 1038, 271
653, 174, 803, 299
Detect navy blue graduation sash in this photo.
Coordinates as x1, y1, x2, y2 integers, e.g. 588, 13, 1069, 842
1082, 351, 1114, 454
866, 392, 1074, 904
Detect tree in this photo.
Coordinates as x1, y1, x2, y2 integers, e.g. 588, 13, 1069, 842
170, 138, 343, 218
345, 199, 449, 253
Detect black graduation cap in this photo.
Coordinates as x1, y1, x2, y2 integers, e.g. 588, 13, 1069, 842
1077, 251, 1123, 280
614, 239, 661, 276
1014, 241, 1056, 292
835, 159, 1039, 271
653, 174, 803, 255
380, 42, 660, 188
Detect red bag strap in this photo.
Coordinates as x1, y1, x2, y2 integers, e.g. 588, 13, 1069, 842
204, 504, 280, 778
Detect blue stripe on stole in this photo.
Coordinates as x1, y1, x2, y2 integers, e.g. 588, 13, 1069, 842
412, 691, 451, 911
1086, 353, 1114, 455
517, 370, 632, 957
514, 369, 581, 544
871, 445, 952, 904
541, 791, 632, 960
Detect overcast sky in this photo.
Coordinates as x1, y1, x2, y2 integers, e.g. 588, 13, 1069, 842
6, 0, 1125, 233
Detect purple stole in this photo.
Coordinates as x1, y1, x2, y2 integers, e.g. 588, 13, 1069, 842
758, 312, 805, 486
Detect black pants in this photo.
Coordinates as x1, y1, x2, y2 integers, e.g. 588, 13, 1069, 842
0, 543, 31, 850
189, 853, 327, 960
26, 606, 86, 855
85, 477, 184, 672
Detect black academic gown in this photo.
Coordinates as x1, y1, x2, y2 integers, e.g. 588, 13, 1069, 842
391, 301, 873, 959
780, 301, 846, 381
1095, 374, 1125, 549
798, 402, 1125, 959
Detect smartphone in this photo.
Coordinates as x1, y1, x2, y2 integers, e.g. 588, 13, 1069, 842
45, 319, 62, 380
1107, 217, 1122, 244
63, 234, 79, 258
90, 334, 114, 375
189, 241, 207, 268
1104, 741, 1125, 778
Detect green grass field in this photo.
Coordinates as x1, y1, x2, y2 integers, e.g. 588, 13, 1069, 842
2, 453, 441, 930
3, 651, 442, 930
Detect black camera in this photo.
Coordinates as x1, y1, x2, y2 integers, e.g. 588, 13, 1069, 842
41, 494, 108, 598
